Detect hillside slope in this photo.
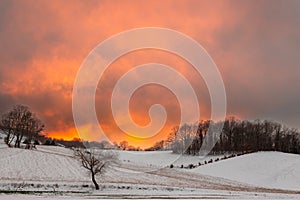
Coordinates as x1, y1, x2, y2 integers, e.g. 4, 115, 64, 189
0, 141, 299, 195
192, 151, 300, 191
0, 146, 88, 182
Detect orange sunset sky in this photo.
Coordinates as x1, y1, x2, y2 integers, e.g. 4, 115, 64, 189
0, 0, 300, 148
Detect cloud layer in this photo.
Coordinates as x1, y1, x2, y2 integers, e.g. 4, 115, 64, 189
0, 0, 300, 147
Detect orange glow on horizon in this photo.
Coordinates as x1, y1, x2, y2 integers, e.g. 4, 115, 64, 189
4, 1, 295, 148
47, 128, 81, 141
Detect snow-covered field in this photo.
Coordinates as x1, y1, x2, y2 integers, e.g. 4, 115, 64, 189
192, 151, 300, 191
0, 139, 299, 199
118, 150, 225, 168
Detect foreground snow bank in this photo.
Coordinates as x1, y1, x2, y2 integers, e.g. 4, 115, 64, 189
192, 151, 300, 191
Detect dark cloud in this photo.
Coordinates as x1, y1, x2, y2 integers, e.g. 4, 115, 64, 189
0, 0, 299, 144
0, 93, 16, 114
207, 0, 300, 129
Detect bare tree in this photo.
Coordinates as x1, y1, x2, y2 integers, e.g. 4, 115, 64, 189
0, 105, 44, 148
0, 112, 15, 146
74, 149, 118, 190
119, 141, 128, 150
171, 124, 196, 154
168, 117, 300, 155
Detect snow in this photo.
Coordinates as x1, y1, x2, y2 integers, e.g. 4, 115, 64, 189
0, 132, 7, 149
0, 144, 299, 199
192, 151, 300, 191
1, 186, 299, 200
1, 188, 299, 200
118, 150, 225, 168
0, 146, 88, 182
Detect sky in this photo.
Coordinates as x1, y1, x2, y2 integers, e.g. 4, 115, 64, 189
0, 0, 300, 148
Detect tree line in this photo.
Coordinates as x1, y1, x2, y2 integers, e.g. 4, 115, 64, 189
164, 117, 300, 155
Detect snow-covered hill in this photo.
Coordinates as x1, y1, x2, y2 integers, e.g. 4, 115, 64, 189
0, 146, 88, 182
192, 151, 300, 191
0, 144, 299, 199
118, 150, 223, 168
119, 150, 300, 191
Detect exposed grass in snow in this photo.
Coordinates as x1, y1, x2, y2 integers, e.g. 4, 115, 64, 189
191, 151, 300, 191
118, 150, 226, 168
0, 146, 88, 182
0, 143, 299, 199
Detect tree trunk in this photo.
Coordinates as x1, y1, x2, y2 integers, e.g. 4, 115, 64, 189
5, 133, 10, 145
18, 135, 24, 148
91, 172, 99, 190
14, 135, 19, 148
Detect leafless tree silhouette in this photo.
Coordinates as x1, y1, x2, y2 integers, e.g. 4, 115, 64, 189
74, 149, 118, 190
